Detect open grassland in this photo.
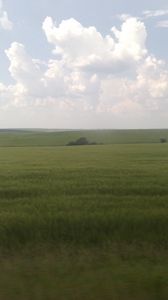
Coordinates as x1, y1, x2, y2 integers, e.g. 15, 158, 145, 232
0, 144, 168, 299
0, 128, 168, 146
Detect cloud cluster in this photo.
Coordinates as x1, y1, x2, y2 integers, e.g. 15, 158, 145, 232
43, 17, 147, 68
1, 15, 168, 127
0, 0, 13, 30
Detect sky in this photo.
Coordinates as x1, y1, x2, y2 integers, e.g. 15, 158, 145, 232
1, 0, 168, 129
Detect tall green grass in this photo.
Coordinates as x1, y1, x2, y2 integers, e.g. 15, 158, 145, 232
0, 144, 168, 299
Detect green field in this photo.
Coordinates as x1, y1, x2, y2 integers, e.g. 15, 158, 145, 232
0, 137, 168, 299
0, 128, 168, 146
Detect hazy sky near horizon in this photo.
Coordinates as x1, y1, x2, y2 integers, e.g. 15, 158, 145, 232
1, 0, 168, 128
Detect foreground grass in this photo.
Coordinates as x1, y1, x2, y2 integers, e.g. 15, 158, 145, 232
0, 144, 168, 299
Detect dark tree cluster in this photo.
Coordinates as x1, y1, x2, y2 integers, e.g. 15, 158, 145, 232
67, 137, 97, 146
160, 137, 167, 143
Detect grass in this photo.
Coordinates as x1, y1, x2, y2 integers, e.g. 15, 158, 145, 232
0, 143, 168, 299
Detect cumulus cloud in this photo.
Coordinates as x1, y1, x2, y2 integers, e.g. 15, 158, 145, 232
6, 43, 42, 83
0, 0, 13, 30
43, 16, 147, 68
1, 16, 168, 127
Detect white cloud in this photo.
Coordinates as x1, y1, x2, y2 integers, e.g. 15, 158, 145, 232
143, 9, 168, 18
111, 17, 147, 61
156, 20, 168, 28
0, 0, 13, 30
5, 42, 43, 89
42, 17, 112, 64
137, 56, 168, 100
116, 14, 132, 21
42, 16, 147, 78
1, 16, 168, 127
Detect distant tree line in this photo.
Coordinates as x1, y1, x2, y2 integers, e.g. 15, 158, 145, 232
67, 136, 167, 145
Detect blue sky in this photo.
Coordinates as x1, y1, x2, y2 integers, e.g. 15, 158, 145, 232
1, 0, 168, 128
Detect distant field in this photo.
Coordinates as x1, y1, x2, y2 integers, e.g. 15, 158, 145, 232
0, 143, 168, 299
0, 128, 168, 146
